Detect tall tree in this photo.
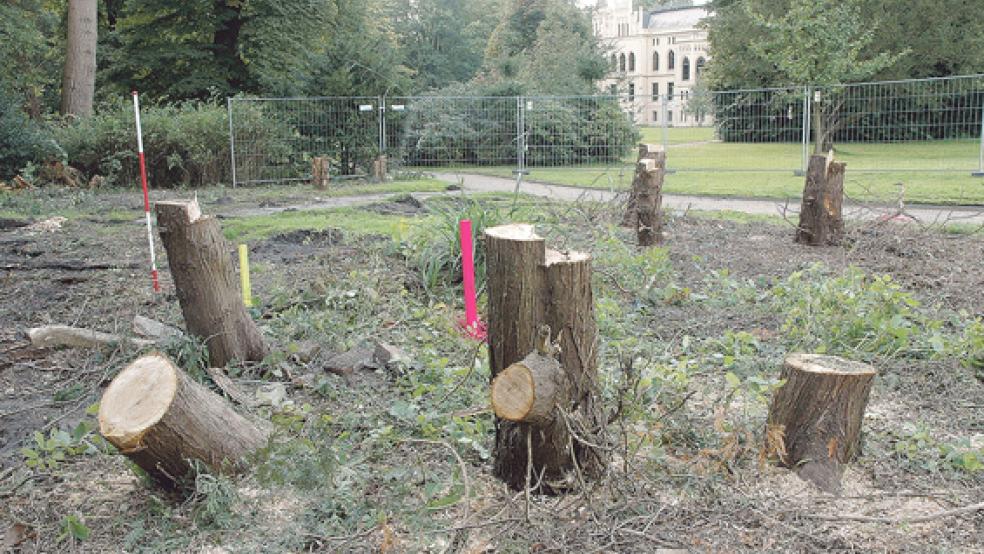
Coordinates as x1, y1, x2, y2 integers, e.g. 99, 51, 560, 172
61, 0, 97, 116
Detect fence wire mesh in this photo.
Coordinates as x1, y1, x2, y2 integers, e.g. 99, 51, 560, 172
228, 74, 984, 187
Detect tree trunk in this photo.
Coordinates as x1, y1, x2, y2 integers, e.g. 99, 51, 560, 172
635, 156, 666, 246
371, 155, 388, 181
156, 199, 267, 367
311, 157, 330, 190
484, 224, 601, 493
796, 151, 845, 246
98, 353, 270, 488
621, 144, 664, 227
765, 353, 877, 493
60, 0, 97, 118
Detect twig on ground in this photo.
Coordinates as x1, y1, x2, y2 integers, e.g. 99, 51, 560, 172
801, 502, 984, 524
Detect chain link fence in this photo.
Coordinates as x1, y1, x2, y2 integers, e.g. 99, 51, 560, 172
228, 74, 984, 187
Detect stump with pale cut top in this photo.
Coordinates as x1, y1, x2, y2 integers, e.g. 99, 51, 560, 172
622, 144, 665, 230
766, 353, 877, 493
156, 198, 267, 367
485, 224, 601, 493
98, 353, 270, 488
796, 151, 846, 246
311, 157, 330, 190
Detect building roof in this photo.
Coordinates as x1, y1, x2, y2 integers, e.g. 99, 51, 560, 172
643, 6, 708, 31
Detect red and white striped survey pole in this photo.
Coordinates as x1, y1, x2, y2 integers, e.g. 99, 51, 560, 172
132, 91, 161, 293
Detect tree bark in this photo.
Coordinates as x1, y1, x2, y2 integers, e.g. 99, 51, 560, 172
98, 353, 270, 488
635, 157, 666, 246
156, 199, 267, 367
765, 353, 877, 493
60, 0, 97, 118
484, 224, 601, 493
311, 157, 330, 189
796, 151, 845, 246
622, 144, 664, 227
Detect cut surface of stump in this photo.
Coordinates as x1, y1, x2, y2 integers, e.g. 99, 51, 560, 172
766, 353, 877, 493
485, 224, 601, 493
796, 151, 846, 246
99, 353, 270, 488
156, 199, 267, 366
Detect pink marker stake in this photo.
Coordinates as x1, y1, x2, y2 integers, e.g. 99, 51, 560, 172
133, 91, 161, 293
459, 219, 484, 339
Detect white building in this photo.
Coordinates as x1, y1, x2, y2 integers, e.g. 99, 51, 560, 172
593, 1, 711, 126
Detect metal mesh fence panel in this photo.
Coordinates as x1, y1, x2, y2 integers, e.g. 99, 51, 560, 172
228, 75, 984, 186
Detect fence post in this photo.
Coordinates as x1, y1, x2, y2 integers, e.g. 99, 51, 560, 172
797, 86, 810, 176
227, 97, 237, 188
661, 95, 669, 151
975, 94, 984, 177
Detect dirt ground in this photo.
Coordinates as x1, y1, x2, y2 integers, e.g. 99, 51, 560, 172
1, 185, 983, 552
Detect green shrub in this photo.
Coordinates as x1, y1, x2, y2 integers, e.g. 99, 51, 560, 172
0, 88, 62, 179
50, 99, 230, 188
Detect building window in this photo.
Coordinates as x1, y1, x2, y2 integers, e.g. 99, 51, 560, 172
668, 110, 673, 122
610, 53, 617, 69
682, 57, 691, 81
628, 52, 635, 72
609, 84, 617, 96
667, 81, 675, 100
651, 82, 658, 100
696, 57, 706, 78
619, 53, 626, 72
628, 83, 635, 101
668, 50, 675, 71
653, 111, 659, 122
652, 51, 659, 71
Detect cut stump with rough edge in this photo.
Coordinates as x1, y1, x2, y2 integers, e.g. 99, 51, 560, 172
796, 151, 846, 246
156, 198, 267, 367
484, 224, 601, 493
766, 353, 877, 493
634, 155, 666, 246
311, 157, 330, 190
98, 353, 270, 488
622, 144, 665, 228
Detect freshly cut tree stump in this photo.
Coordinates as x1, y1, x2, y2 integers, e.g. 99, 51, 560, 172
485, 224, 601, 493
766, 353, 877, 493
621, 144, 665, 228
98, 353, 270, 488
311, 157, 330, 190
371, 155, 388, 181
635, 157, 666, 246
156, 199, 267, 367
796, 151, 846, 246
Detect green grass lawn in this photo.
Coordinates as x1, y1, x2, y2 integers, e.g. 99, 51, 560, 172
462, 128, 984, 205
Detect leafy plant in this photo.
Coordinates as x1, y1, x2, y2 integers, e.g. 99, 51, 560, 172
21, 414, 107, 471
58, 515, 90, 544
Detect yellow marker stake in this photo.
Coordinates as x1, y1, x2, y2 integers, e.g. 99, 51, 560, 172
238, 244, 252, 307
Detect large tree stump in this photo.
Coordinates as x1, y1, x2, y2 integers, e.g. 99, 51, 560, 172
485, 224, 601, 493
766, 353, 877, 493
311, 157, 330, 190
156, 199, 267, 367
371, 155, 388, 181
635, 158, 665, 246
796, 151, 846, 246
98, 353, 270, 488
621, 144, 665, 228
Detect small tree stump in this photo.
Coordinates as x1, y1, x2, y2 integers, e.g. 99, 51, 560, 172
371, 155, 388, 181
622, 144, 665, 228
635, 157, 665, 246
311, 157, 330, 190
156, 199, 268, 367
485, 224, 601, 493
796, 151, 845, 246
98, 353, 270, 488
766, 353, 877, 493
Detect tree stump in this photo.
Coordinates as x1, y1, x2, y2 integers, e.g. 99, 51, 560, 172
766, 353, 877, 493
484, 224, 601, 493
796, 151, 846, 246
156, 199, 267, 367
635, 157, 665, 246
371, 155, 388, 181
311, 157, 330, 190
98, 353, 270, 488
621, 144, 665, 228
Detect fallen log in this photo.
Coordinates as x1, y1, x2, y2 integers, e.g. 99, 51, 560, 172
27, 325, 155, 350
0, 260, 140, 272
766, 353, 877, 493
156, 198, 267, 366
98, 353, 270, 488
